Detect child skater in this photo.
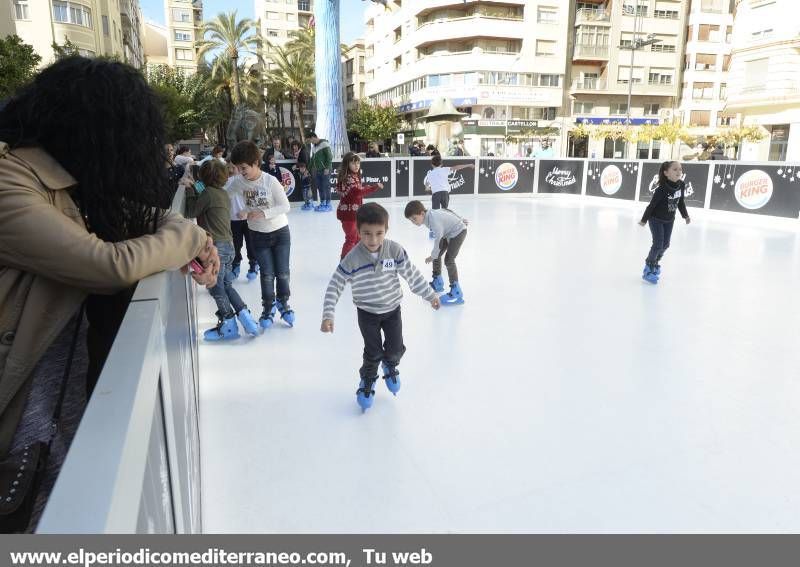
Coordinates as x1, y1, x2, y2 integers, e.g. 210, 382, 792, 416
335, 152, 384, 258
297, 161, 314, 211
228, 140, 296, 328
404, 200, 468, 304
639, 160, 691, 284
423, 153, 474, 237
225, 162, 259, 281
321, 203, 440, 412
183, 160, 260, 340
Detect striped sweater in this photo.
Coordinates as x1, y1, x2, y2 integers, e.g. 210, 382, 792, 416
323, 239, 437, 320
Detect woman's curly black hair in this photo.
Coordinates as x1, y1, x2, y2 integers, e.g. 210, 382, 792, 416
0, 56, 173, 242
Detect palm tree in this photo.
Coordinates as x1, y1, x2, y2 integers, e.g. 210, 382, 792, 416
267, 45, 315, 143
196, 11, 258, 106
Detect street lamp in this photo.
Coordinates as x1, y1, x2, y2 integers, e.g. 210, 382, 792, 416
619, 0, 661, 157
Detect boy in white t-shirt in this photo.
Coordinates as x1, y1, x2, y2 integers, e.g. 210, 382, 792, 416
422, 153, 473, 237
228, 141, 295, 330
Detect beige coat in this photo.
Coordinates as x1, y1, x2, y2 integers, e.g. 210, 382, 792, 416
0, 142, 207, 454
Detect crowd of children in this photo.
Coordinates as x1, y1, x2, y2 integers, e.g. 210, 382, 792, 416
186, 142, 686, 411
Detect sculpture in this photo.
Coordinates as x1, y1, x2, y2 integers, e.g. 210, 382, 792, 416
226, 105, 267, 150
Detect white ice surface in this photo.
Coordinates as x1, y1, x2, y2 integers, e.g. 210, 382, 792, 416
198, 196, 800, 533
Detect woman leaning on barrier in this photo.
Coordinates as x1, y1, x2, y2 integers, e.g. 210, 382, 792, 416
0, 56, 220, 532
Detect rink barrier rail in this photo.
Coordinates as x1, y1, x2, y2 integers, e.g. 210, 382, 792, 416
275, 157, 800, 220
37, 188, 202, 533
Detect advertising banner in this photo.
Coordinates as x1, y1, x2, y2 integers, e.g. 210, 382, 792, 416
395, 159, 410, 197
477, 159, 536, 194
638, 162, 709, 209
537, 159, 585, 195
329, 160, 392, 201
412, 158, 476, 197
708, 163, 800, 218
585, 161, 638, 200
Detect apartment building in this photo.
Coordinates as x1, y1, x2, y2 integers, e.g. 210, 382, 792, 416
343, 39, 368, 114
165, 0, 203, 74
144, 21, 170, 72
566, 0, 689, 159
0, 0, 144, 67
257, 0, 313, 62
678, 0, 734, 140
364, 0, 571, 157
725, 0, 800, 160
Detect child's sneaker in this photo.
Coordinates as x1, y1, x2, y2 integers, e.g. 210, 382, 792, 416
276, 300, 295, 327
237, 308, 259, 336
204, 316, 239, 341
382, 362, 401, 395
259, 302, 277, 329
356, 377, 377, 412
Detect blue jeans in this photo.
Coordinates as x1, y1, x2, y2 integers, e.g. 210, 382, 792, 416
313, 170, 330, 203
208, 241, 247, 320
646, 218, 674, 266
252, 225, 291, 311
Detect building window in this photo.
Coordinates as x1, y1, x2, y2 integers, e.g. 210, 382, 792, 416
77, 48, 95, 57
648, 70, 673, 85
717, 114, 734, 127
622, 2, 648, 17
483, 107, 496, 119
751, 28, 774, 40
536, 40, 556, 56
298, 0, 311, 10
171, 8, 191, 22
574, 101, 595, 114
726, 25, 733, 43
644, 103, 660, 116
266, 11, 279, 19
538, 74, 560, 87
609, 103, 628, 115
719, 82, 727, 99
768, 125, 789, 161
346, 85, 354, 102
689, 110, 711, 127
102, 14, 109, 35
175, 48, 193, 61
698, 24, 721, 42
604, 138, 626, 159
175, 30, 192, 42
744, 58, 768, 88
653, 9, 678, 19
638, 139, 660, 159
267, 29, 279, 37
651, 43, 675, 53
692, 82, 714, 99
695, 53, 717, 70
53, 2, 93, 28
13, 0, 30, 20
537, 6, 558, 24
287, 13, 297, 22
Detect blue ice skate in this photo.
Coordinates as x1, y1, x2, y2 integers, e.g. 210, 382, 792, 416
204, 316, 240, 341
246, 263, 259, 281
642, 264, 659, 284
237, 308, 260, 337
356, 378, 377, 412
301, 201, 315, 211
382, 363, 401, 396
440, 281, 464, 305
259, 302, 277, 329
276, 300, 295, 327
430, 275, 444, 292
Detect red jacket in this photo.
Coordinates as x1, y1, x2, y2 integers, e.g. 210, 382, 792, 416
336, 172, 379, 222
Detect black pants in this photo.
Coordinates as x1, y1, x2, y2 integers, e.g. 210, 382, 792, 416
432, 229, 467, 283
357, 307, 406, 380
646, 218, 674, 266
231, 220, 256, 270
431, 191, 450, 209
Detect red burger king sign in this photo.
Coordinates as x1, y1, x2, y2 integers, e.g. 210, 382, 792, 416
495, 163, 519, 191
734, 169, 773, 210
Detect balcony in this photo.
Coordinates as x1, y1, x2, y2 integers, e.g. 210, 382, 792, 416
571, 78, 607, 91
726, 79, 800, 109
573, 44, 610, 60
575, 8, 611, 25
414, 16, 526, 43
414, 0, 525, 15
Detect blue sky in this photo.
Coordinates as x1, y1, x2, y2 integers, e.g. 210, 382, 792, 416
140, 0, 367, 43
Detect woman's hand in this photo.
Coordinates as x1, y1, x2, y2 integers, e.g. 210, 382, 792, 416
189, 236, 220, 287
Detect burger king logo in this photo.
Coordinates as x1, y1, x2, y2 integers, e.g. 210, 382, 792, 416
495, 162, 518, 191
600, 165, 622, 195
279, 166, 296, 197
734, 169, 773, 210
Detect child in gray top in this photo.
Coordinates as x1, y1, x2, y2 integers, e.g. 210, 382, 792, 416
321, 203, 440, 412
404, 200, 468, 305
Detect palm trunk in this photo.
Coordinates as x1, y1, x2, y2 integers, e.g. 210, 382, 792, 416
231, 53, 242, 106
289, 97, 296, 136
314, 0, 350, 157
296, 98, 306, 143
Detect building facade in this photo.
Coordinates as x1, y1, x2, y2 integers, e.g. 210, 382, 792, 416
364, 0, 571, 157
143, 20, 170, 72
343, 39, 367, 114
0, 0, 144, 67
678, 0, 735, 143
566, 0, 689, 159
165, 0, 203, 74
725, 0, 800, 161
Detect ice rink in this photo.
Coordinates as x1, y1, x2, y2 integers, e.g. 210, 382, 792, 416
198, 196, 800, 533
